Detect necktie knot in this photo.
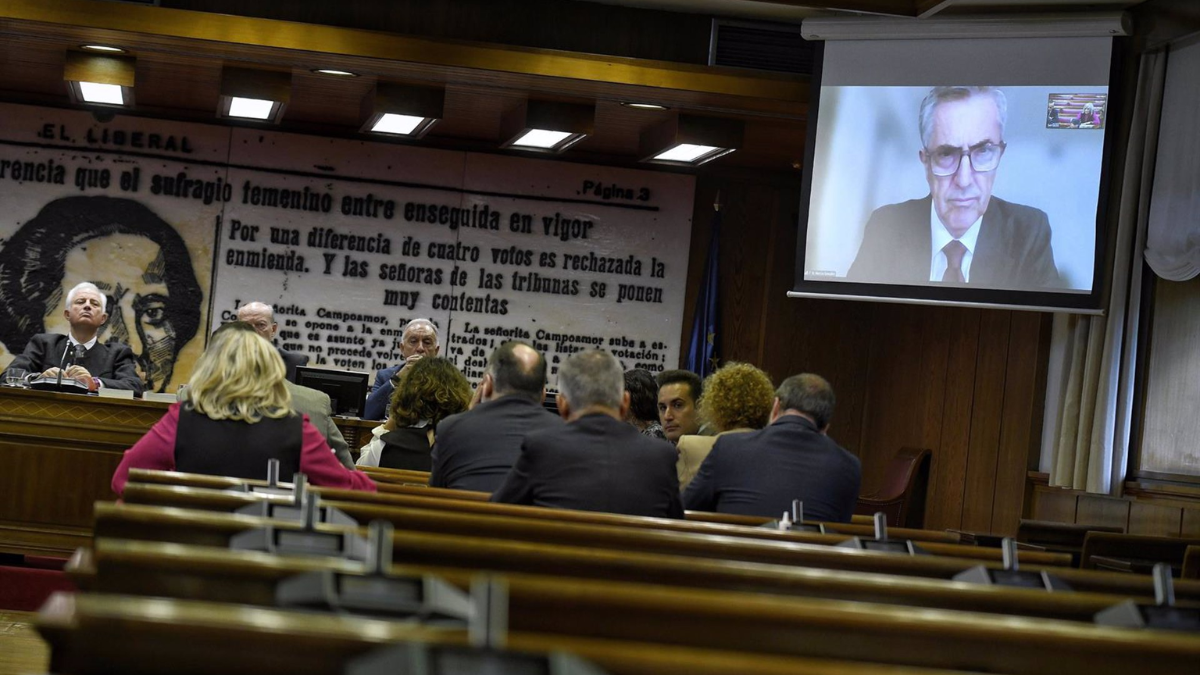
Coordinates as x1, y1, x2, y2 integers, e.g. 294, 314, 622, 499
942, 240, 967, 283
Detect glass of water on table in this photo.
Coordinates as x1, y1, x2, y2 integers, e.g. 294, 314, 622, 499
3, 367, 29, 387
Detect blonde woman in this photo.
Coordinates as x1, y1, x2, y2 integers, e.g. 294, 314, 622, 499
111, 322, 375, 495
676, 363, 774, 490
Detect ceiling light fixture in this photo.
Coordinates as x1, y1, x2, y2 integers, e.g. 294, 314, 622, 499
640, 114, 743, 166
312, 68, 359, 77
64, 52, 135, 107
620, 102, 669, 111
80, 45, 126, 54
500, 100, 593, 154
360, 83, 444, 138
218, 67, 291, 124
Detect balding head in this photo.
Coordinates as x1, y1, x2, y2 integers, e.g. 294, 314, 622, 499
236, 302, 276, 341
487, 341, 546, 403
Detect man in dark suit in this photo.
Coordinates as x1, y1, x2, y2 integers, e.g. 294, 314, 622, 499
363, 318, 438, 421
683, 373, 860, 523
237, 301, 308, 382
430, 341, 562, 492
7, 282, 143, 393
848, 86, 1060, 290
491, 349, 682, 518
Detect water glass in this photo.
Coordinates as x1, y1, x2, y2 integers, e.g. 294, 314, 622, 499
4, 368, 29, 387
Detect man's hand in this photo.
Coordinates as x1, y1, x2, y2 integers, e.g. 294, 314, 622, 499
404, 353, 424, 365
65, 365, 96, 391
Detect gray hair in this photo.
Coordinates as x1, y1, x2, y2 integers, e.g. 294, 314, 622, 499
402, 317, 439, 346
918, 86, 1007, 149
66, 281, 107, 313
776, 373, 836, 430
558, 349, 623, 410
236, 301, 274, 322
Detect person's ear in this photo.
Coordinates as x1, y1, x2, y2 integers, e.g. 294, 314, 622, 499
555, 393, 570, 420
918, 149, 928, 164
619, 390, 631, 420
270, 322, 279, 338
480, 373, 494, 399
769, 397, 782, 423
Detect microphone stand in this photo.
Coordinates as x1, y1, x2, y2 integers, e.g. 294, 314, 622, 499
55, 340, 72, 390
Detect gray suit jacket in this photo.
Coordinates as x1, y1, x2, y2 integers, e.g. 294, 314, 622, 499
9, 333, 143, 393
847, 196, 1061, 290
285, 380, 354, 470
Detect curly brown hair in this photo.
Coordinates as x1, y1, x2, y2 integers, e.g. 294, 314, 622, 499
698, 362, 775, 432
387, 357, 471, 427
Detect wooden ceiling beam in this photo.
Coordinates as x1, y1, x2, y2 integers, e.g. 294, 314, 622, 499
0, 0, 806, 115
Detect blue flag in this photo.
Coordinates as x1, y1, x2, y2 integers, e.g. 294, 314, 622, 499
685, 208, 720, 378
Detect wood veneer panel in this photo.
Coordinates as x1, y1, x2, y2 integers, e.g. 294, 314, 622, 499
990, 311, 1044, 536
1128, 502, 1182, 537
924, 307, 980, 531
856, 303, 951, 499
1181, 509, 1200, 537
959, 310, 1012, 532
1076, 495, 1130, 532
1030, 486, 1078, 523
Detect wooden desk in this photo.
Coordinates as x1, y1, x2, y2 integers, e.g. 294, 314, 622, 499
0, 386, 376, 557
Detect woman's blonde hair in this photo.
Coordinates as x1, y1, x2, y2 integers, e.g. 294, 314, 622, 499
698, 362, 775, 432
182, 322, 292, 423
388, 357, 471, 428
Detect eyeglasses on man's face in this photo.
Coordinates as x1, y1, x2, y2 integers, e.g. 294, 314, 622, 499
924, 141, 1007, 177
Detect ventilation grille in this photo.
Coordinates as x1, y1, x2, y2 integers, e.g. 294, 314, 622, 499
710, 20, 814, 75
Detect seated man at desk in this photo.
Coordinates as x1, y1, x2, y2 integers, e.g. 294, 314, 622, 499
7, 282, 143, 393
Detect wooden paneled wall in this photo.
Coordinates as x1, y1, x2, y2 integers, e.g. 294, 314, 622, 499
682, 174, 1053, 535
163, 0, 715, 64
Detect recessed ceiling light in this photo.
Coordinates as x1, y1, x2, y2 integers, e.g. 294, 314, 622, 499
80, 45, 126, 54
312, 68, 358, 77
78, 81, 125, 105
621, 102, 669, 110
370, 113, 427, 135
228, 97, 276, 120
511, 129, 574, 150
653, 143, 723, 163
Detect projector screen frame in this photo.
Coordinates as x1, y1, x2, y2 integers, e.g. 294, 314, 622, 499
790, 37, 1129, 315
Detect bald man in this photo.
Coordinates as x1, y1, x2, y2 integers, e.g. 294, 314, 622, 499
236, 301, 308, 382
429, 341, 562, 492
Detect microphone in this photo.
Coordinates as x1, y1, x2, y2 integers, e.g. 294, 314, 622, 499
55, 340, 73, 389
72, 344, 88, 390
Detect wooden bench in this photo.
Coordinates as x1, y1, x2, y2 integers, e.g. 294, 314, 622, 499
38, 585, 1200, 674
91, 501, 1200, 602
119, 480, 1067, 568
70, 535, 1188, 624
125, 469, 965, 544
1081, 532, 1200, 574
29, 591, 996, 675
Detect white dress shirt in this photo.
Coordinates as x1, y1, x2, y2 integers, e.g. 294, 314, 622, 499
929, 203, 983, 283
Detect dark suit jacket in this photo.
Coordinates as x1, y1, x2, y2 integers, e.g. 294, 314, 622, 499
491, 413, 683, 519
277, 347, 309, 383
682, 415, 861, 523
431, 395, 563, 493
9, 333, 143, 393
846, 196, 1060, 290
363, 363, 404, 421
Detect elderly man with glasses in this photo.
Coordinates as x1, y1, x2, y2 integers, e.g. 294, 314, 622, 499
847, 86, 1061, 290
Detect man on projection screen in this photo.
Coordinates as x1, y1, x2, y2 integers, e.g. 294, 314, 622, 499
847, 86, 1060, 290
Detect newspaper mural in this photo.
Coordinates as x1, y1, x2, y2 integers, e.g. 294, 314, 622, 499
0, 102, 694, 390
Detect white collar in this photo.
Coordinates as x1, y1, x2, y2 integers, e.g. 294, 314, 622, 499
68, 333, 99, 351
930, 202, 983, 259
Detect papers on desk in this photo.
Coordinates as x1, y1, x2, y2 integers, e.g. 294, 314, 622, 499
97, 388, 134, 400
143, 391, 179, 403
